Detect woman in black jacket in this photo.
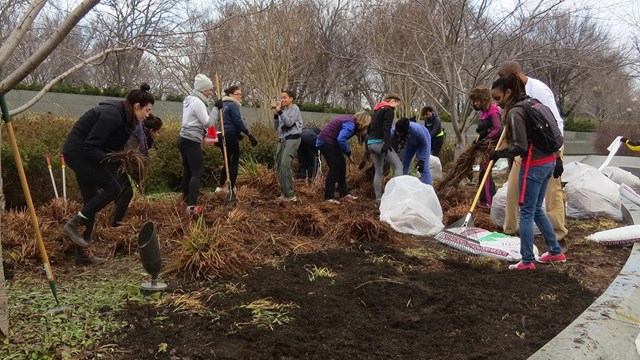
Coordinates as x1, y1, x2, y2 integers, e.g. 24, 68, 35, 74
62, 84, 155, 265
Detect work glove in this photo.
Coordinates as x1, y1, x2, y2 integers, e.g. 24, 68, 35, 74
213, 99, 224, 110
248, 133, 258, 147
473, 139, 485, 150
553, 158, 564, 178
488, 151, 502, 162
381, 142, 391, 155
621, 137, 628, 143
416, 160, 425, 173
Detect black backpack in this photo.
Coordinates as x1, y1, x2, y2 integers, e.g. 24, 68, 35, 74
516, 97, 563, 154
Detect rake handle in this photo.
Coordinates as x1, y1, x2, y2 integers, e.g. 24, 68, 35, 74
468, 126, 508, 213
214, 75, 234, 200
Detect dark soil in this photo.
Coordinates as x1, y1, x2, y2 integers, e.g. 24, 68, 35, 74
114, 241, 611, 360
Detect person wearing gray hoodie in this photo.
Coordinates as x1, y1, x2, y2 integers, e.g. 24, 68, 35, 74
272, 90, 303, 201
178, 74, 221, 215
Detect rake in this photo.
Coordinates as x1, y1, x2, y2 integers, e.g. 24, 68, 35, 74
1, 96, 67, 315
214, 74, 235, 203
434, 128, 507, 251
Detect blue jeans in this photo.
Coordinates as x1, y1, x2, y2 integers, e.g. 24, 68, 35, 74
519, 161, 562, 263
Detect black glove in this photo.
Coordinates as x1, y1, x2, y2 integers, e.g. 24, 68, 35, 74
248, 133, 258, 147
621, 137, 628, 143
214, 99, 224, 110
553, 158, 563, 178
416, 160, 425, 172
345, 150, 352, 158
381, 142, 391, 155
473, 139, 485, 150
488, 151, 502, 161
358, 160, 366, 170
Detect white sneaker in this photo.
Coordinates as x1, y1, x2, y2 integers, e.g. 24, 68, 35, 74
287, 196, 298, 202
215, 187, 226, 193
326, 199, 340, 204
344, 194, 358, 200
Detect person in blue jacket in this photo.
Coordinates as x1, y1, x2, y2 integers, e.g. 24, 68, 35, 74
209, 85, 258, 195
392, 117, 432, 185
316, 111, 371, 203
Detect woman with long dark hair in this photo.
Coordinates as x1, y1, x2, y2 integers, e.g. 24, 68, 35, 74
62, 83, 155, 265
488, 76, 566, 270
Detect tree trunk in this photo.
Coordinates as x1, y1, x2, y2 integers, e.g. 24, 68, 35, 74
0, 123, 8, 338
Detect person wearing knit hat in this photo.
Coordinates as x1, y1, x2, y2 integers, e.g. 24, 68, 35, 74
178, 73, 222, 216
367, 92, 403, 201
193, 74, 214, 93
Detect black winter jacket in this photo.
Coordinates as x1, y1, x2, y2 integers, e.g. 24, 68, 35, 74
62, 100, 134, 164
367, 103, 395, 145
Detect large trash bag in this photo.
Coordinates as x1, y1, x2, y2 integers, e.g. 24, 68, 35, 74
566, 167, 622, 221
602, 166, 640, 193
430, 156, 443, 180
379, 176, 444, 236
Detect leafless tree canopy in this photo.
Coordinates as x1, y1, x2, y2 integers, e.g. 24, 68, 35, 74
0, 0, 638, 133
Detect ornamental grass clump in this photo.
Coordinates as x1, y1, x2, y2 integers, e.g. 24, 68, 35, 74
166, 217, 254, 281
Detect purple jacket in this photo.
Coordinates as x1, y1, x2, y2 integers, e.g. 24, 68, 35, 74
316, 115, 356, 154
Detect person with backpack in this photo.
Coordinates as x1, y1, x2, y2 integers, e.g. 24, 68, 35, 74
621, 137, 640, 152
498, 60, 568, 241
391, 117, 432, 185
488, 76, 566, 270
421, 106, 445, 157
209, 85, 258, 195
469, 87, 502, 209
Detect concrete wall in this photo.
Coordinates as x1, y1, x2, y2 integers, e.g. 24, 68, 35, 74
5, 89, 595, 155
4, 89, 340, 125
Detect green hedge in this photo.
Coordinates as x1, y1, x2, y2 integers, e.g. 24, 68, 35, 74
564, 117, 596, 132
0, 114, 281, 207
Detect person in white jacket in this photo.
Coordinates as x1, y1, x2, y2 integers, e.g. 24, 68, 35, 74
178, 74, 221, 215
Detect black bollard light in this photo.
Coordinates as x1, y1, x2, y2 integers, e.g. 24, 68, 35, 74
138, 221, 167, 292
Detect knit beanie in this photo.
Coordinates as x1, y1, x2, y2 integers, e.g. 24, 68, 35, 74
395, 117, 410, 134
193, 74, 213, 92
384, 92, 402, 102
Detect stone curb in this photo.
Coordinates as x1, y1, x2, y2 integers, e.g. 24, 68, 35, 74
529, 198, 640, 360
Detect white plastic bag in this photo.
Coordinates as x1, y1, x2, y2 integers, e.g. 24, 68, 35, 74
562, 161, 597, 184
430, 156, 443, 180
586, 225, 640, 246
490, 184, 508, 227
620, 183, 640, 206
566, 168, 622, 221
437, 227, 538, 262
602, 166, 640, 193
379, 176, 444, 236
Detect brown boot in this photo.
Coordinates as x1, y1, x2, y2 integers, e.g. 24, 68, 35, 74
63, 214, 90, 248
75, 247, 106, 266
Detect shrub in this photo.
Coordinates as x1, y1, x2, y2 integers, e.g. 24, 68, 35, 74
165, 94, 185, 102
438, 140, 455, 166
564, 117, 596, 132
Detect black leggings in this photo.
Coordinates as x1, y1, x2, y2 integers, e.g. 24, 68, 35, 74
218, 132, 240, 189
431, 135, 444, 157
65, 154, 122, 240
178, 137, 204, 206
112, 173, 134, 225
319, 143, 347, 200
